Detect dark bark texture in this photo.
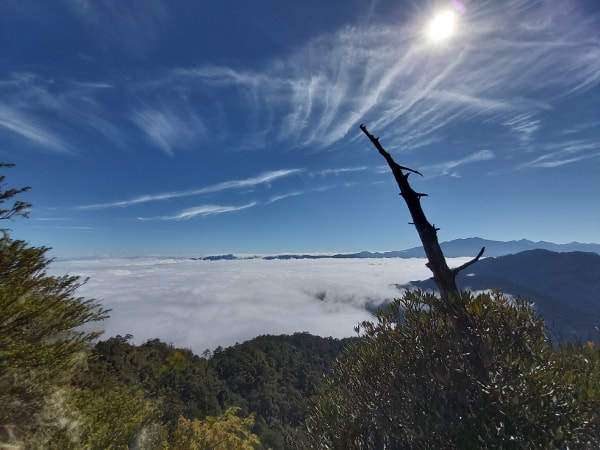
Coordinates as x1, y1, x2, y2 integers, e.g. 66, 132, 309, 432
359, 124, 484, 308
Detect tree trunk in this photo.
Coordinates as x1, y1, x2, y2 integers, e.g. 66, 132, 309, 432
360, 124, 489, 380
359, 124, 484, 309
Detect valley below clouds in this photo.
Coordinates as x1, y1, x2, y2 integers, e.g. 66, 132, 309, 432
50, 257, 471, 353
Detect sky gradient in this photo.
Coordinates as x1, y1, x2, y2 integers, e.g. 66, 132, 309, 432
2, 0, 600, 257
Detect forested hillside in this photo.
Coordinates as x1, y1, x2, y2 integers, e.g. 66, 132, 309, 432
77, 333, 352, 449
406, 249, 600, 340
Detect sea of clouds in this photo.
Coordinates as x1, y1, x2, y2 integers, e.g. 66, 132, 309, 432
49, 257, 472, 354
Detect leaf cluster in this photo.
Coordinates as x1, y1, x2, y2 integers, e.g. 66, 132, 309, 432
168, 407, 260, 450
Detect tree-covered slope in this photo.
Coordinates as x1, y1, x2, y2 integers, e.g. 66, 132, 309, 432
78, 333, 353, 449
405, 249, 600, 340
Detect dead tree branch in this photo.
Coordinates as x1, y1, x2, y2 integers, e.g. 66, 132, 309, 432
359, 124, 484, 305
360, 125, 489, 379
451, 246, 486, 276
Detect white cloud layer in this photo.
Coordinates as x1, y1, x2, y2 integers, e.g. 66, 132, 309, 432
50, 257, 471, 353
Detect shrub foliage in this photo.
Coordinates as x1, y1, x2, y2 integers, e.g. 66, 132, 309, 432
304, 290, 600, 449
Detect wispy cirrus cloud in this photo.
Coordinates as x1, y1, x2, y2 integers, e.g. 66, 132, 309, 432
560, 121, 600, 136
3, 0, 599, 170
422, 149, 496, 176
138, 175, 363, 220
149, 0, 599, 161
309, 166, 368, 177
140, 202, 257, 221
503, 114, 541, 145
0, 104, 71, 153
79, 169, 303, 210
518, 140, 600, 170
267, 191, 304, 204
132, 106, 206, 156
0, 73, 123, 153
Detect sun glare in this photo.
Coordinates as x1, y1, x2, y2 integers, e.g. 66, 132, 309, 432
427, 10, 456, 41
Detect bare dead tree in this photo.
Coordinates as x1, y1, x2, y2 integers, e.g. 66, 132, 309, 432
361, 124, 492, 382
359, 124, 484, 309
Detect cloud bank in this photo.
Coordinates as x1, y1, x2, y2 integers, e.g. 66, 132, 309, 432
50, 257, 471, 353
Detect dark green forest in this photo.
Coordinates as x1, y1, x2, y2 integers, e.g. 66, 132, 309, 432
77, 333, 352, 449
2, 162, 600, 449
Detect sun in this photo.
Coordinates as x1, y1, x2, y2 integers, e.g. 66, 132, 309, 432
427, 10, 456, 41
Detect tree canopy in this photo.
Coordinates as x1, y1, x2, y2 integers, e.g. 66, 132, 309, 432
0, 164, 111, 446
302, 290, 600, 448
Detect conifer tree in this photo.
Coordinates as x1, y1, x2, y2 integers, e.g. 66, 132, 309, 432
0, 163, 109, 446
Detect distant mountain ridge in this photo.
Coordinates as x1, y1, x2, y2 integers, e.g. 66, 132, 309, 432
400, 238, 600, 258
193, 238, 600, 261
404, 249, 600, 341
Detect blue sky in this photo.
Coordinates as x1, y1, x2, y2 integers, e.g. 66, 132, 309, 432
2, 0, 600, 257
